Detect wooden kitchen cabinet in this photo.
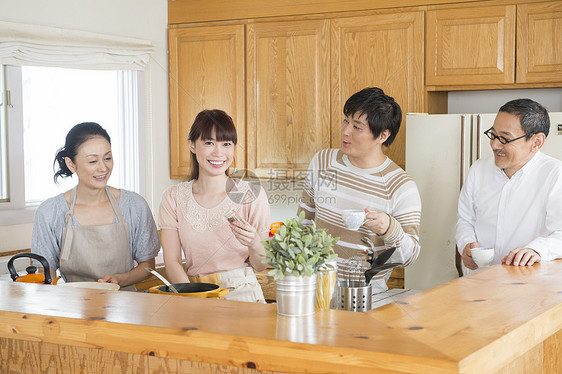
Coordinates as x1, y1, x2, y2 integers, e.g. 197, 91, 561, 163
427, 1, 562, 87
168, 11, 424, 177
331, 11, 424, 168
517, 1, 562, 83
426, 5, 516, 86
168, 20, 331, 180
168, 25, 245, 179
246, 20, 330, 178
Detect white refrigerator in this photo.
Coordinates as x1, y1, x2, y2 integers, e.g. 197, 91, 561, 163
404, 112, 562, 290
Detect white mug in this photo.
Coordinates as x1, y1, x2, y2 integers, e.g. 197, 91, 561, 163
471, 247, 494, 268
342, 210, 366, 231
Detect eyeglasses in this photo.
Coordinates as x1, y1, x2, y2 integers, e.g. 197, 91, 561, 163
483, 128, 531, 144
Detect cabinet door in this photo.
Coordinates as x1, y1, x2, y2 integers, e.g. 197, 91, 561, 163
246, 20, 330, 178
426, 6, 516, 86
168, 25, 245, 179
331, 11, 424, 169
517, 1, 562, 83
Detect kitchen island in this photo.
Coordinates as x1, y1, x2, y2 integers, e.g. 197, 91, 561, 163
1, 261, 561, 373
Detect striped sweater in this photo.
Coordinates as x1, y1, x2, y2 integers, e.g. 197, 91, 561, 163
297, 149, 422, 292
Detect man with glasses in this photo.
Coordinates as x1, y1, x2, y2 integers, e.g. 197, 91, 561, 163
456, 98, 562, 270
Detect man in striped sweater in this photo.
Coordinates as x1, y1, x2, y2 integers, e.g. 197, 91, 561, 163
298, 87, 422, 293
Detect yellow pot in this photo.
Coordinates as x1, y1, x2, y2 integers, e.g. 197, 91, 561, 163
148, 282, 229, 299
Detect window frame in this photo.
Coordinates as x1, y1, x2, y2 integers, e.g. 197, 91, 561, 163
0, 66, 9, 202
0, 65, 145, 225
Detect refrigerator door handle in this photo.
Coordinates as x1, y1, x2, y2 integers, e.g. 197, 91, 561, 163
476, 115, 482, 160
460, 115, 466, 188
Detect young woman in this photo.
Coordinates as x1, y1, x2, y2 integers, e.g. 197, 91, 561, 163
31, 122, 160, 290
158, 109, 270, 302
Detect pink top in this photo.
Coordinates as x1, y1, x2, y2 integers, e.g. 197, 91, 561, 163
158, 180, 270, 276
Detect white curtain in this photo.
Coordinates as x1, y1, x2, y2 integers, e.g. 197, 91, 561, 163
0, 20, 153, 70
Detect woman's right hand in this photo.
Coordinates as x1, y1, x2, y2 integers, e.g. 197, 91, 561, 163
229, 219, 267, 272
229, 219, 260, 249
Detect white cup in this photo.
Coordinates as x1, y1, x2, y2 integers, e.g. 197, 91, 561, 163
342, 210, 366, 231
471, 247, 494, 268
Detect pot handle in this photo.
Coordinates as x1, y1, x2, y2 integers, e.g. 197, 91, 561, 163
206, 288, 230, 299
7, 253, 52, 284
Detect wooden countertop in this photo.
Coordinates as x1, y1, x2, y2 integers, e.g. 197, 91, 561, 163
1, 261, 561, 373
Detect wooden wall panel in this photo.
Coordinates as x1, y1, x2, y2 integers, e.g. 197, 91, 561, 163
544, 329, 562, 374
496, 343, 543, 374
331, 11, 424, 168
0, 338, 281, 374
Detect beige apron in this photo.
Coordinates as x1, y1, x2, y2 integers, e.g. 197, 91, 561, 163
60, 187, 133, 290
190, 267, 265, 303
189, 266, 265, 303
220, 267, 265, 303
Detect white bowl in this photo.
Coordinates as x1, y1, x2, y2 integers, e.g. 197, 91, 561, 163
60, 282, 120, 291
472, 247, 494, 268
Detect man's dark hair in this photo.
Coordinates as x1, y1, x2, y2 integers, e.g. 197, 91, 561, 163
343, 87, 402, 146
499, 98, 550, 139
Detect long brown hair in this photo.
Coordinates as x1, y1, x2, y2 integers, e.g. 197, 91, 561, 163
187, 109, 237, 181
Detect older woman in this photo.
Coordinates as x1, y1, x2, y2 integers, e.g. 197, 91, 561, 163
32, 122, 160, 290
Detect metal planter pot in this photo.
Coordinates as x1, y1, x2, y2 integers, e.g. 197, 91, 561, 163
275, 274, 317, 316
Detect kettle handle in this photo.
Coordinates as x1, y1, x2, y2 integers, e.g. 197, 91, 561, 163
7, 253, 52, 284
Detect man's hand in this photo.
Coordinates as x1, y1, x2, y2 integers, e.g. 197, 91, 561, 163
364, 208, 390, 235
462, 242, 480, 270
502, 247, 541, 266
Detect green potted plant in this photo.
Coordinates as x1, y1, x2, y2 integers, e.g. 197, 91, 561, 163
263, 211, 338, 316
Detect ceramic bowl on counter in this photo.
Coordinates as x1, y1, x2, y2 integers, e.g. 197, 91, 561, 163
59, 282, 120, 291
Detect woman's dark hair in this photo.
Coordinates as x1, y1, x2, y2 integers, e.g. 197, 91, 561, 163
53, 122, 111, 183
187, 109, 237, 181
343, 87, 402, 146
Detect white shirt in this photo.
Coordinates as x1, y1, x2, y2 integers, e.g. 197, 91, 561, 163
456, 151, 562, 264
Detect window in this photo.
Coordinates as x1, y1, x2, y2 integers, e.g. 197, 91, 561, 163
0, 65, 143, 224
0, 68, 8, 202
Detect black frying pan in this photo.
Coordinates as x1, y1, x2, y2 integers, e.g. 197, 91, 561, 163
149, 282, 229, 298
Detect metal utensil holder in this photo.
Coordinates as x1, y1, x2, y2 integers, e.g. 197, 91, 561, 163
335, 280, 372, 312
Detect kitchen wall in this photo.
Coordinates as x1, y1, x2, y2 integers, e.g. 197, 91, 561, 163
448, 88, 562, 113
0, 0, 172, 252
264, 182, 302, 223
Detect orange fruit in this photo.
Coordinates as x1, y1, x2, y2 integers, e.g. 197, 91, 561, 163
269, 222, 284, 236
